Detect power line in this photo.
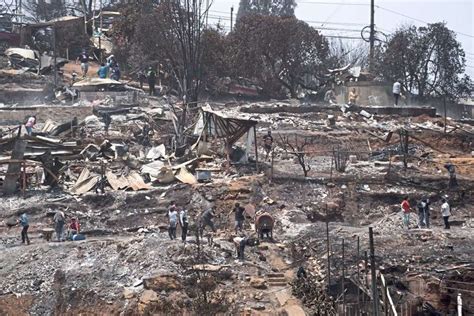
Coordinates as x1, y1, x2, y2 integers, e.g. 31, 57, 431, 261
303, 19, 365, 27
298, 1, 369, 6
323, 35, 364, 40
209, 9, 229, 14
376, 5, 474, 39
320, 0, 344, 27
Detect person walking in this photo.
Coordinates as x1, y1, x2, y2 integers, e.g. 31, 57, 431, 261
53, 210, 65, 242
18, 213, 30, 245
441, 198, 451, 229
167, 203, 178, 240
401, 196, 412, 229
233, 203, 245, 234
146, 67, 157, 96
76, 49, 89, 78
179, 208, 189, 243
393, 79, 402, 106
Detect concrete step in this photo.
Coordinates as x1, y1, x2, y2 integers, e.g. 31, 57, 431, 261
268, 281, 288, 287
267, 273, 285, 278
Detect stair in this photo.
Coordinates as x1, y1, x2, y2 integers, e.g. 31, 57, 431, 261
267, 272, 288, 287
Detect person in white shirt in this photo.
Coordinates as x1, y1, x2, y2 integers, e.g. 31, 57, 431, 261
441, 198, 451, 229
167, 203, 178, 240
25, 116, 36, 135
393, 79, 402, 106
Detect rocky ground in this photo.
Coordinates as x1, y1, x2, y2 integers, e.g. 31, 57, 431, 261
1, 167, 473, 315
0, 75, 473, 314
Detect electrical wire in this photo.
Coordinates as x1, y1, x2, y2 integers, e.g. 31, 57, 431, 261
320, 0, 344, 27
298, 1, 369, 6
375, 5, 474, 39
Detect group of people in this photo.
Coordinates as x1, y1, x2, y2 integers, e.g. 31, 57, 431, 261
322, 79, 404, 107
76, 49, 121, 81
166, 201, 253, 260
16, 211, 82, 245
97, 55, 121, 81
138, 67, 159, 96
401, 196, 452, 230
166, 202, 189, 243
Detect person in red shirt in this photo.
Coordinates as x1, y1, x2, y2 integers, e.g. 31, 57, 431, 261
69, 217, 80, 235
401, 197, 412, 229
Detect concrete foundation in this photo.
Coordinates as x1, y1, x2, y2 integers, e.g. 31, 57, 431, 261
241, 103, 437, 117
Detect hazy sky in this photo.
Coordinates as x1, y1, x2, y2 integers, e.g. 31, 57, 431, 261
208, 0, 474, 77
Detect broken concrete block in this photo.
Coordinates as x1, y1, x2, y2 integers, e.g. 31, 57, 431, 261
123, 288, 135, 299
143, 273, 182, 292
139, 289, 158, 304
249, 277, 268, 289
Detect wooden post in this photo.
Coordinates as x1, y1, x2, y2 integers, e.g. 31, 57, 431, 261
326, 217, 331, 289
21, 161, 26, 195
364, 251, 369, 287
382, 276, 388, 315
271, 150, 274, 181
253, 125, 259, 173
369, 227, 379, 315
330, 153, 334, 180
357, 236, 361, 315
342, 238, 346, 315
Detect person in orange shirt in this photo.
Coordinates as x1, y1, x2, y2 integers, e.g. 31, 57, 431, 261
348, 88, 358, 105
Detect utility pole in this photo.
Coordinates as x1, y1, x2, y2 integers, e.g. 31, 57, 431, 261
206, 0, 209, 27
342, 238, 346, 315
443, 95, 447, 134
369, 0, 375, 71
230, 6, 234, 32
326, 217, 331, 289
99, 0, 103, 63
52, 24, 57, 87
369, 227, 379, 315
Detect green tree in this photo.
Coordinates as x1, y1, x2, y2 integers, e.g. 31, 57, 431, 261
229, 15, 328, 98
236, 0, 296, 21
23, 0, 69, 22
380, 23, 472, 100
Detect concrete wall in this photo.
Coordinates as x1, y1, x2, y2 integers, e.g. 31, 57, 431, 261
430, 100, 473, 120
0, 106, 93, 125
335, 81, 392, 106
79, 91, 138, 106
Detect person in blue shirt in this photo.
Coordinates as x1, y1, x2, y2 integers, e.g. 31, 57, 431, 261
97, 63, 109, 79
18, 213, 30, 245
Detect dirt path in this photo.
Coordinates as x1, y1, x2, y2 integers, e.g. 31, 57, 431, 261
264, 242, 307, 315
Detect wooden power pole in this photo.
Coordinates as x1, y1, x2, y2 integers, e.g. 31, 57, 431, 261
369, 0, 375, 70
